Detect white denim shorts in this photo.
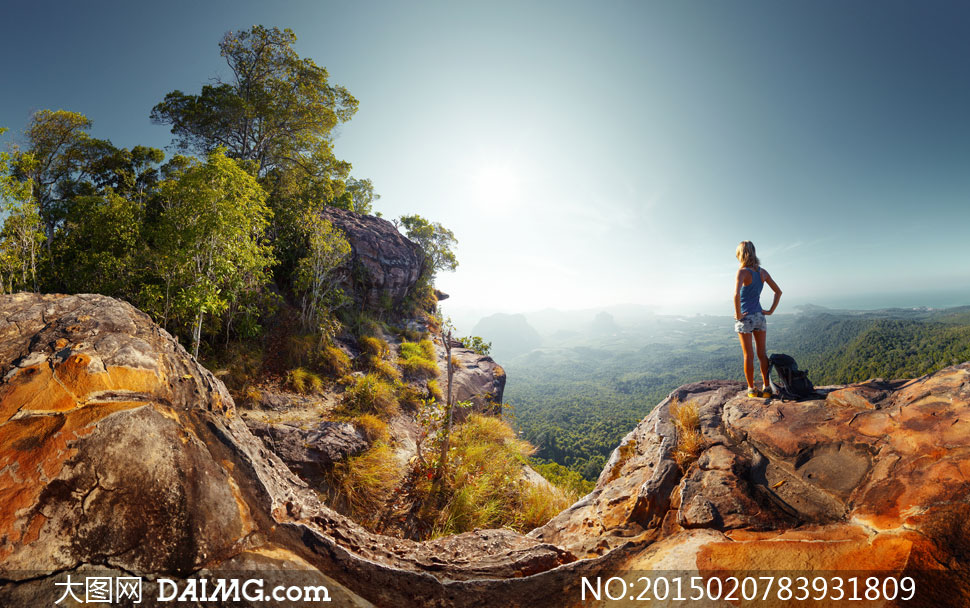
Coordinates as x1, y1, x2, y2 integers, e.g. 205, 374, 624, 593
734, 311, 767, 334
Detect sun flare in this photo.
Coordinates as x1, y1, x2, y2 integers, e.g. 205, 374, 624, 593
472, 165, 522, 204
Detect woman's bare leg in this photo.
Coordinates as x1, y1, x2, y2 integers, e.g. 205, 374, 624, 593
753, 329, 769, 389
738, 332, 754, 389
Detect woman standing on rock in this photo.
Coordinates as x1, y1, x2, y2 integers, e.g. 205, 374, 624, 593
733, 241, 782, 398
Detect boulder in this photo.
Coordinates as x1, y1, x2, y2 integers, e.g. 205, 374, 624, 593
433, 337, 507, 420
6, 293, 970, 606
532, 366, 970, 604
0, 294, 608, 608
320, 207, 425, 309
246, 419, 368, 477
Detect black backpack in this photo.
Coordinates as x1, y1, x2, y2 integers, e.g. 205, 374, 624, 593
767, 353, 818, 400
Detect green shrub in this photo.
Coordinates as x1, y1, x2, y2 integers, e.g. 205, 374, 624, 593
399, 339, 439, 379
457, 335, 492, 357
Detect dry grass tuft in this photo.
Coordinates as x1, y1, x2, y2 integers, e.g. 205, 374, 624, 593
287, 367, 324, 394
411, 414, 572, 538
318, 344, 351, 376
669, 398, 705, 470
353, 413, 389, 442
359, 335, 389, 358
339, 373, 400, 418
325, 442, 402, 526
399, 339, 439, 379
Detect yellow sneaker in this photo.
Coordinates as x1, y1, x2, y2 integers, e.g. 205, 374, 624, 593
760, 388, 773, 398
747, 389, 760, 398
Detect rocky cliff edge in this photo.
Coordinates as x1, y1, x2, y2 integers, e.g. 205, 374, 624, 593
3, 293, 970, 606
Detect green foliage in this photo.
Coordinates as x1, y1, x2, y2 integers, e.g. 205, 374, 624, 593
49, 191, 143, 296
399, 339, 439, 379
0, 130, 44, 293
150, 148, 274, 357
295, 215, 351, 330
11, 110, 97, 243
151, 25, 357, 178
458, 335, 492, 357
397, 214, 458, 279
150, 25, 371, 274
532, 460, 595, 497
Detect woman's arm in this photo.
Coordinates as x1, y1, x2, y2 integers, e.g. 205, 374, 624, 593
733, 269, 744, 320
762, 269, 782, 315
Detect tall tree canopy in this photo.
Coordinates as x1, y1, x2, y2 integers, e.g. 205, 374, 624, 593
152, 25, 371, 277
151, 148, 274, 358
398, 214, 459, 279
11, 110, 100, 247
150, 25, 357, 180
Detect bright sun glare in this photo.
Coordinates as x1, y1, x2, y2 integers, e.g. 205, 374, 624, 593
471, 165, 521, 205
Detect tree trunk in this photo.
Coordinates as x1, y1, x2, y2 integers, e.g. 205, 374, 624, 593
436, 331, 455, 484
192, 308, 204, 359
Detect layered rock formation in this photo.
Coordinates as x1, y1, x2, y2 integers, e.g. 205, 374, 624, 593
321, 207, 425, 309
4, 292, 970, 607
532, 370, 970, 605
0, 294, 611, 607
435, 337, 507, 415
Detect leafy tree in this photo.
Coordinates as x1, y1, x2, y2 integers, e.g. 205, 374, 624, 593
49, 191, 142, 297
10, 110, 101, 248
151, 25, 371, 277
333, 176, 379, 215
0, 128, 44, 293
152, 148, 274, 358
295, 214, 352, 331
457, 335, 492, 357
398, 214, 458, 279
151, 25, 357, 177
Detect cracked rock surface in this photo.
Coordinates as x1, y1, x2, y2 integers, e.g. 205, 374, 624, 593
4, 293, 970, 606
531, 367, 970, 605
0, 294, 608, 607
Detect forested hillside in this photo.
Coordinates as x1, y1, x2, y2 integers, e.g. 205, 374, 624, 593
505, 307, 970, 481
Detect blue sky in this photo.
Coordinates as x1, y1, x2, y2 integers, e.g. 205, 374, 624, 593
2, 1, 969, 315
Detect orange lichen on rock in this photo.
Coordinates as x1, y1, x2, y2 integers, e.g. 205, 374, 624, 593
697, 526, 919, 572
1, 365, 76, 419
0, 400, 146, 560
2, 351, 162, 423
825, 387, 877, 409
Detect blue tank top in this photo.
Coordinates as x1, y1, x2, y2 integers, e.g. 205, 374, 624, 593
739, 267, 763, 315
